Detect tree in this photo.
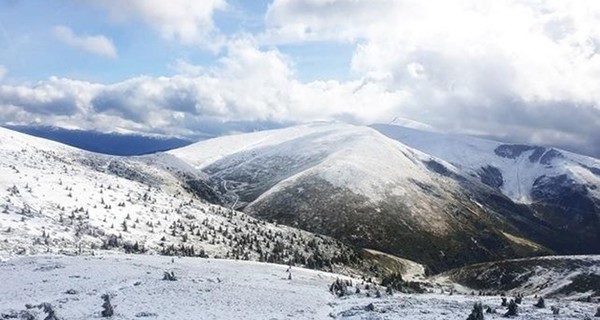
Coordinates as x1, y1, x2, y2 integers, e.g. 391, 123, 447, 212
466, 302, 484, 320
551, 306, 560, 315
534, 297, 545, 308
39, 303, 59, 320
101, 294, 114, 317
386, 286, 393, 296
514, 293, 522, 304
504, 300, 518, 317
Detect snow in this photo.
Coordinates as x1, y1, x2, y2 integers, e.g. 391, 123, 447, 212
1, 126, 600, 319
1, 254, 598, 320
0, 126, 362, 271
0, 254, 343, 319
372, 123, 600, 203
170, 122, 460, 204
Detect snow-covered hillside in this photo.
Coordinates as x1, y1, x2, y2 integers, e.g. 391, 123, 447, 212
168, 123, 576, 271
372, 123, 600, 204
1, 254, 598, 319
1, 126, 599, 319
372, 123, 600, 261
0, 126, 399, 277
440, 255, 600, 300
170, 122, 452, 205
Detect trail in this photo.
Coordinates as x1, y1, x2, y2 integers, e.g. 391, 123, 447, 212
223, 180, 239, 209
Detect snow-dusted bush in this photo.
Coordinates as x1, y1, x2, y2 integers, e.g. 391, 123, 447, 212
162, 271, 177, 281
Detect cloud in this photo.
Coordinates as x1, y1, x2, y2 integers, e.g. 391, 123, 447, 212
0, 65, 6, 80
53, 26, 118, 58
3, 1, 600, 158
263, 0, 600, 157
0, 39, 406, 137
85, 0, 227, 46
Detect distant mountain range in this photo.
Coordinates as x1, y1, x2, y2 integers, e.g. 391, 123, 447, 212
2, 125, 194, 155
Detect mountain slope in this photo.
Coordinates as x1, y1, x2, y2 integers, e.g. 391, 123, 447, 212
169, 123, 572, 272
0, 126, 409, 277
371, 123, 600, 203
372, 123, 600, 258
439, 255, 600, 300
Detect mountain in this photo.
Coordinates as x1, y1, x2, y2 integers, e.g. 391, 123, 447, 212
439, 255, 600, 300
3, 125, 194, 155
168, 122, 600, 272
372, 123, 600, 256
3, 122, 599, 274
0, 126, 411, 277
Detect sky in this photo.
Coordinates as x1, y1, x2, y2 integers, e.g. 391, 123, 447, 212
1, 0, 600, 157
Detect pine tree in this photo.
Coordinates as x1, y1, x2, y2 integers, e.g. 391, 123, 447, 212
551, 306, 560, 315
101, 294, 114, 317
534, 297, 545, 308
466, 302, 484, 320
504, 300, 518, 317
515, 293, 522, 304
40, 303, 59, 320
386, 286, 393, 296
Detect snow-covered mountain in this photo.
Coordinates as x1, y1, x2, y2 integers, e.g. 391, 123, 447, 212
440, 255, 600, 300
3, 122, 599, 275
372, 123, 600, 257
169, 122, 600, 272
371, 123, 600, 204
0, 126, 413, 277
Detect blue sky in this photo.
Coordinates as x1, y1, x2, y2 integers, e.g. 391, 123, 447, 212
0, 0, 352, 83
1, 0, 600, 157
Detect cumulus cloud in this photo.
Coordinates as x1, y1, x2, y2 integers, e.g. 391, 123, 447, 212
0, 40, 406, 137
86, 0, 227, 46
53, 26, 118, 58
264, 0, 600, 157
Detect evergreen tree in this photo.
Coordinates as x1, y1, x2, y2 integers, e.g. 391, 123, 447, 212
466, 302, 484, 320
534, 297, 545, 308
101, 294, 114, 317
40, 303, 59, 320
504, 300, 518, 317
551, 306, 560, 315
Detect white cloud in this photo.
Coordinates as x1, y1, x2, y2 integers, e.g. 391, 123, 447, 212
53, 26, 118, 58
264, 0, 600, 156
86, 0, 227, 46
0, 65, 6, 80
3, 1, 600, 157
0, 40, 406, 137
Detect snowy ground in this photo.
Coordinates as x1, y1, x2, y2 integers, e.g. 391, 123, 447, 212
1, 254, 598, 320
